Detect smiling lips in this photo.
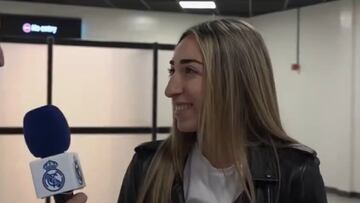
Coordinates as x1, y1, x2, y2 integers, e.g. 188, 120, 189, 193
174, 103, 192, 113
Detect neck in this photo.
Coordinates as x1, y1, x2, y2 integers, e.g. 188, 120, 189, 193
200, 143, 233, 169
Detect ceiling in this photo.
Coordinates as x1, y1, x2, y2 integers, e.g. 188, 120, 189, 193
2, 0, 338, 17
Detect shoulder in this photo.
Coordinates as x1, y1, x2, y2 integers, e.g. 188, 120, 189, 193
132, 140, 164, 164
122, 141, 164, 184
118, 141, 164, 202
278, 143, 320, 165
276, 143, 322, 184
134, 140, 163, 154
250, 142, 318, 162
283, 143, 317, 156
248, 142, 320, 180
277, 144, 327, 201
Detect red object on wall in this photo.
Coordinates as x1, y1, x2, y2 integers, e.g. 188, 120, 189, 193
292, 63, 300, 72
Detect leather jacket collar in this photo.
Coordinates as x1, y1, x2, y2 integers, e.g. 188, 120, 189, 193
171, 145, 280, 203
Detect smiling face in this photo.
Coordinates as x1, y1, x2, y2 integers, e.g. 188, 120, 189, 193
165, 35, 204, 133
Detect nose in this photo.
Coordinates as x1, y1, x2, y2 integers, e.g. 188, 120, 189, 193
165, 75, 183, 98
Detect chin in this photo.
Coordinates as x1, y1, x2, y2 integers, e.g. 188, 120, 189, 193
177, 128, 196, 133
176, 121, 197, 133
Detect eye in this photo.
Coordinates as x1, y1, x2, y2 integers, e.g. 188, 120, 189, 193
168, 67, 175, 76
185, 67, 197, 74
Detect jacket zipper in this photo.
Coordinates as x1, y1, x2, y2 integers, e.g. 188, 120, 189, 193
266, 184, 272, 203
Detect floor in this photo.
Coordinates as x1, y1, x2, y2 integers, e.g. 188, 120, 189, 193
327, 193, 360, 203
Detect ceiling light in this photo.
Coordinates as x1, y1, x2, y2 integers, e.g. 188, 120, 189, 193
179, 1, 216, 9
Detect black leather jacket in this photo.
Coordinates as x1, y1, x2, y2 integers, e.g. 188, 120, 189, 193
118, 141, 327, 203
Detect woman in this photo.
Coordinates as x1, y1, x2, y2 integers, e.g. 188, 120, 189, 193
118, 19, 327, 203
66, 19, 327, 203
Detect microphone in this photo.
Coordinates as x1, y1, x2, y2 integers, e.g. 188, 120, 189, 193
23, 105, 86, 203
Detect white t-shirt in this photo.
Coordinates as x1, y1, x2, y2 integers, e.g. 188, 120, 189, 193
183, 144, 243, 203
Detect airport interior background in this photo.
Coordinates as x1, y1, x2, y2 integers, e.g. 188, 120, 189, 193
0, 0, 360, 202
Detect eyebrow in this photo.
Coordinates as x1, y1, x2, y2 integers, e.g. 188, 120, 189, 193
169, 59, 203, 65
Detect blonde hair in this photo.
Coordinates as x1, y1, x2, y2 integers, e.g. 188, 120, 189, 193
137, 19, 297, 203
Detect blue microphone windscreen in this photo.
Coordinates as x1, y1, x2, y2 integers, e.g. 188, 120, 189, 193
23, 105, 71, 158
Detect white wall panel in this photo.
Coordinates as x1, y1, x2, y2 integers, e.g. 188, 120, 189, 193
0, 134, 150, 203
300, 0, 353, 191
157, 50, 174, 127
248, 9, 299, 139
53, 45, 153, 127
353, 0, 360, 192
157, 133, 170, 140
0, 43, 47, 127
250, 0, 354, 191
0, 136, 42, 203
69, 134, 151, 203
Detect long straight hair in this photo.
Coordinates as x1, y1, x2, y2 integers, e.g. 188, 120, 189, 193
137, 19, 297, 203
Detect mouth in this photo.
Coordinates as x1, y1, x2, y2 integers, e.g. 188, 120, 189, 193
174, 103, 193, 113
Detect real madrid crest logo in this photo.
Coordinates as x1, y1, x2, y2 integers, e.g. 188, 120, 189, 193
42, 160, 65, 192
